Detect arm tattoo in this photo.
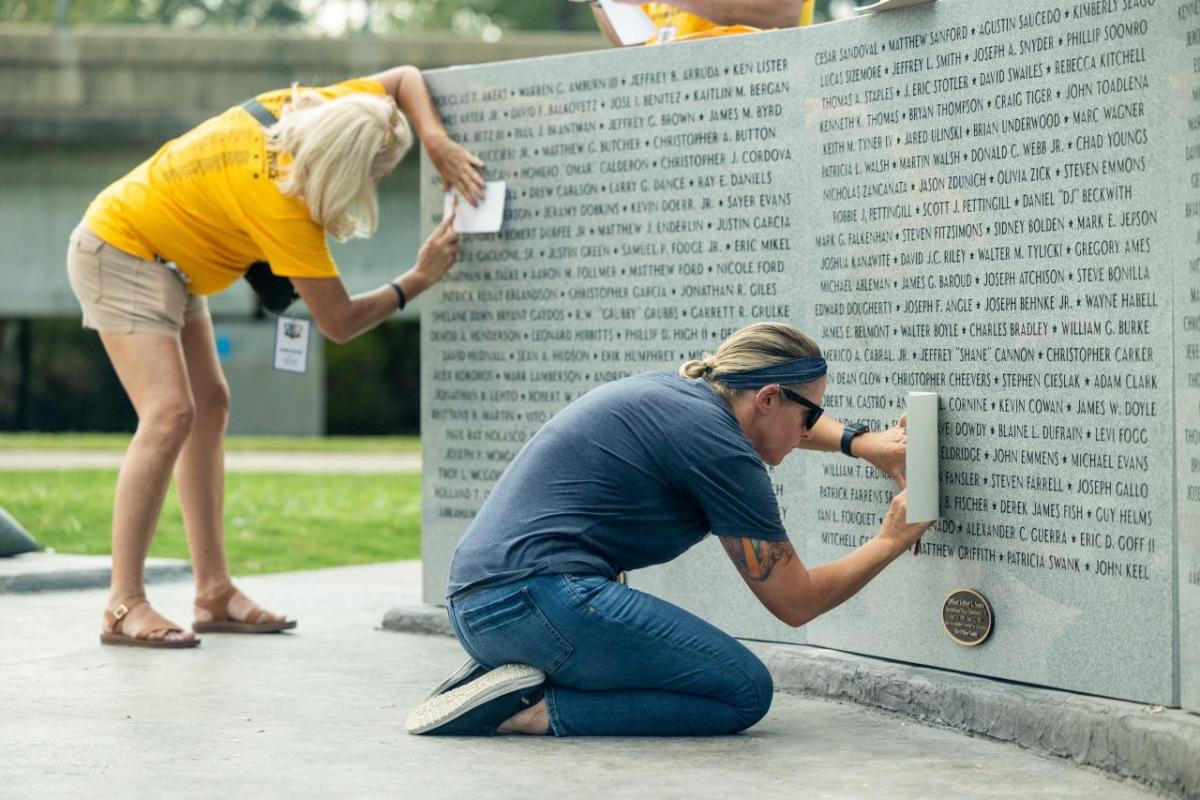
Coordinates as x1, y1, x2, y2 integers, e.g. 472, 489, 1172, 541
720, 536, 794, 582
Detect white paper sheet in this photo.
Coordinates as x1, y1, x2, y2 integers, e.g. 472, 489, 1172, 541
905, 392, 940, 523
855, 0, 935, 14
444, 181, 506, 233
597, 0, 658, 46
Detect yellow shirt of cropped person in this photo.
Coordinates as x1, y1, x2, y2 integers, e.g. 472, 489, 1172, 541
640, 3, 758, 44
84, 77, 386, 296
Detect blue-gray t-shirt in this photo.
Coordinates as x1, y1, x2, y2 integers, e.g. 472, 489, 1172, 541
445, 371, 789, 598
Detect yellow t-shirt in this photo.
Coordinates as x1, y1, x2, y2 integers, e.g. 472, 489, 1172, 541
641, 3, 758, 44
85, 77, 387, 296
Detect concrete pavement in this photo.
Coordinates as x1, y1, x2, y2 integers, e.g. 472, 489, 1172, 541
0, 562, 1161, 799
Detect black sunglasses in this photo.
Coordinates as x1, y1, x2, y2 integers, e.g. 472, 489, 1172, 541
779, 386, 824, 430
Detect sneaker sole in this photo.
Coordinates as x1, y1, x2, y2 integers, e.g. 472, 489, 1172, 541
405, 663, 545, 735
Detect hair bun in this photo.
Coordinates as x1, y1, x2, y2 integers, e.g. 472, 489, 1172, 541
678, 358, 711, 380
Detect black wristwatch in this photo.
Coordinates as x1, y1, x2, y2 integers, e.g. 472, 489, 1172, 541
389, 281, 407, 311
841, 424, 869, 458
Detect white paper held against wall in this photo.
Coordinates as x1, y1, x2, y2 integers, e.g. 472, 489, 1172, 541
905, 391, 939, 523
596, 0, 657, 46
855, 0, 935, 13
444, 181, 506, 234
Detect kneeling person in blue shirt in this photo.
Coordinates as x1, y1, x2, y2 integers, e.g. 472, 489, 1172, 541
407, 321, 930, 736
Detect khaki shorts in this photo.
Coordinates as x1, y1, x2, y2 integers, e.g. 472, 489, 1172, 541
66, 222, 209, 337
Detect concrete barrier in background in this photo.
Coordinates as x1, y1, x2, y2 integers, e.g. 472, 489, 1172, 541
0, 25, 605, 144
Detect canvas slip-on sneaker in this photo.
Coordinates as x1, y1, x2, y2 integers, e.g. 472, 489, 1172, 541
405, 663, 546, 736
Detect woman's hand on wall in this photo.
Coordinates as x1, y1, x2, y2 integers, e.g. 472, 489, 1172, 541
853, 413, 908, 487
875, 489, 934, 555
371, 64, 486, 205
426, 132, 486, 206
409, 208, 461, 292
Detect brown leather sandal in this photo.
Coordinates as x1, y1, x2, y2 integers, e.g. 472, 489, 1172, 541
192, 586, 297, 634
100, 600, 200, 649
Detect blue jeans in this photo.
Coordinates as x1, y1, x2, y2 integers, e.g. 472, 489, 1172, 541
447, 574, 774, 736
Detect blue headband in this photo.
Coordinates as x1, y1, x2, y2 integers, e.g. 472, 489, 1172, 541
717, 357, 828, 389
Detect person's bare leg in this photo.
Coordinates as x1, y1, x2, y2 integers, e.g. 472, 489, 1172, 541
498, 699, 551, 735
176, 314, 286, 625
99, 330, 197, 643
174, 315, 232, 595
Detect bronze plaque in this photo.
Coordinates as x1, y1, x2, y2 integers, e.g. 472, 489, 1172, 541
942, 589, 993, 647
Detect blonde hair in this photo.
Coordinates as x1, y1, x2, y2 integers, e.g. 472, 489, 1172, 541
679, 322, 822, 402
268, 89, 413, 241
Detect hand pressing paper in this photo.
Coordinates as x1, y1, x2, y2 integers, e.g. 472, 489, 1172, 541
444, 181, 506, 233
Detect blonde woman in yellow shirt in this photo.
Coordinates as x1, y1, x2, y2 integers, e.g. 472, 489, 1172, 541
70, 67, 483, 648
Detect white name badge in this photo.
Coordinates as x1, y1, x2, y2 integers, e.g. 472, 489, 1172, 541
273, 316, 310, 373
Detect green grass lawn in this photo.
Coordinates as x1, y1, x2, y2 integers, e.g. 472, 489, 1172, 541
0, 470, 421, 574
0, 433, 421, 453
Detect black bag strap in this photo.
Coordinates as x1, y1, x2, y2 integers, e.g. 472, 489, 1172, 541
237, 97, 298, 315
239, 98, 278, 128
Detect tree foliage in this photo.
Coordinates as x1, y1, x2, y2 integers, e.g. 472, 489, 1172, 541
0, 0, 303, 26
0, 0, 594, 32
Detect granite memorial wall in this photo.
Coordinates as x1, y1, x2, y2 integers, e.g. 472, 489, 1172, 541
418, 0, 1200, 710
